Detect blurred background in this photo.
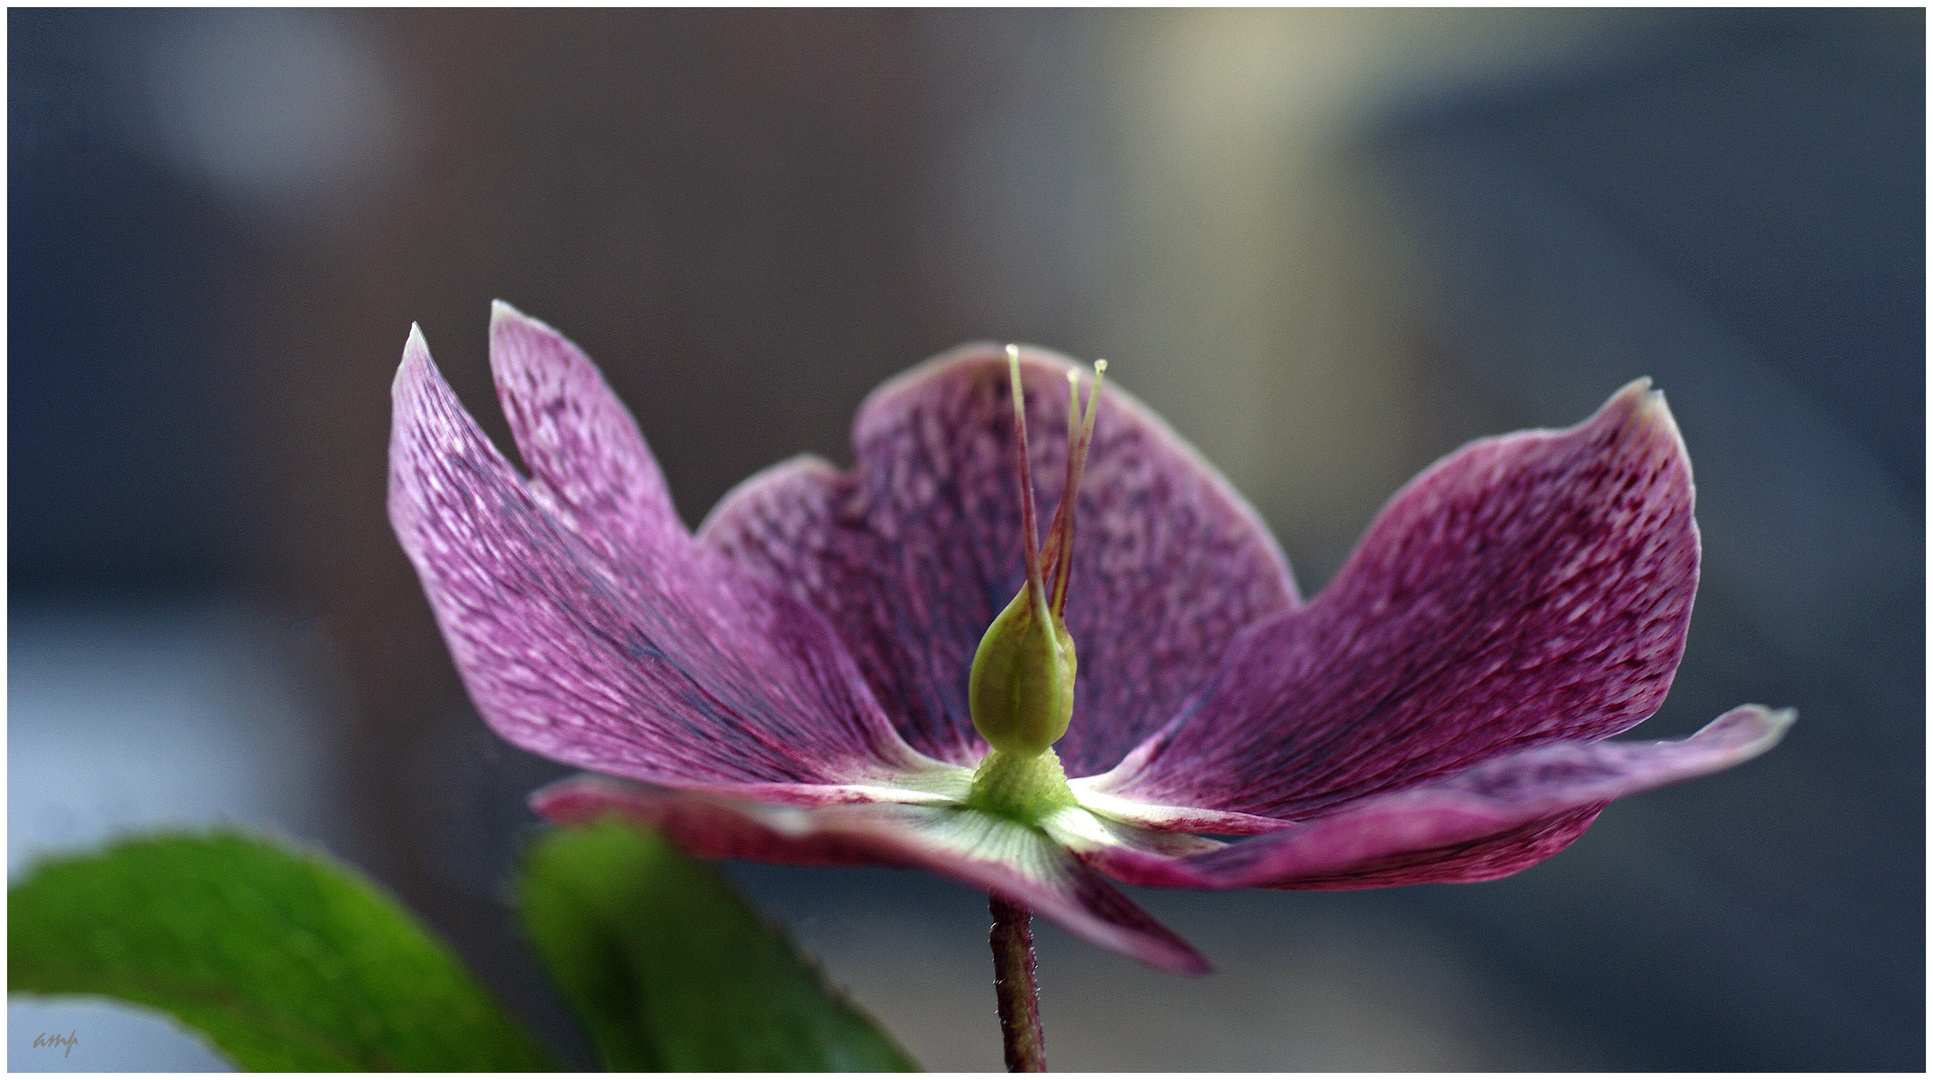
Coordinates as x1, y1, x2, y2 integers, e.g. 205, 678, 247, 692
9, 8, 1921, 1071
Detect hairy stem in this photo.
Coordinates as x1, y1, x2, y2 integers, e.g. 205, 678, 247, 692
989, 893, 1046, 1072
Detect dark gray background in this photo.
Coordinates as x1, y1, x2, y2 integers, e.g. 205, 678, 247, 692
11, 9, 1921, 1070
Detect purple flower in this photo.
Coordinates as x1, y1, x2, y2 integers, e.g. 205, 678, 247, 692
389, 303, 1790, 975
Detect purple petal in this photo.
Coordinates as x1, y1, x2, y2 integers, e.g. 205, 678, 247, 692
532, 774, 1215, 974
1095, 380, 1703, 818
388, 324, 933, 796
699, 344, 1300, 775
487, 302, 683, 561
1085, 705, 1791, 891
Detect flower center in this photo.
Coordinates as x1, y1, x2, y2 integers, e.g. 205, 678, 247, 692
967, 747, 1079, 821
966, 345, 1105, 820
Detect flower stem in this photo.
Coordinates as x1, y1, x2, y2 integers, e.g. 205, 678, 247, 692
989, 893, 1046, 1072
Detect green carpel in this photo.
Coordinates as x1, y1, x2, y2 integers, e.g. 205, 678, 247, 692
967, 749, 1078, 824
968, 587, 1077, 757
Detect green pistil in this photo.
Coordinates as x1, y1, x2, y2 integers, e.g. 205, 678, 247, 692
967, 748, 1078, 824
962, 348, 1108, 826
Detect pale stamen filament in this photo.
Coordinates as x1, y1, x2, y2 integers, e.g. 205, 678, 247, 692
1005, 345, 1051, 620
1046, 360, 1106, 616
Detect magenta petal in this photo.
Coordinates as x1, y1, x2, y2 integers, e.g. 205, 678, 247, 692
1089, 705, 1790, 891
487, 302, 684, 561
1100, 380, 1703, 818
700, 344, 1299, 774
388, 325, 930, 794
532, 774, 1214, 975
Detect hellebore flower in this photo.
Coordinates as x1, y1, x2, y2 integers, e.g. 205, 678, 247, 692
389, 303, 1790, 976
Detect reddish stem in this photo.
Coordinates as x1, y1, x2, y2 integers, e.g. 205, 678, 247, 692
989, 893, 1047, 1072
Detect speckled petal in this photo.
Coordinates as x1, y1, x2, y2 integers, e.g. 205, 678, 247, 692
1085, 705, 1790, 891
531, 774, 1214, 974
487, 301, 683, 561
699, 344, 1300, 775
388, 325, 934, 796
1095, 380, 1703, 818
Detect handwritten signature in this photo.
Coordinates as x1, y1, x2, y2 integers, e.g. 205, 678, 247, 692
33, 1030, 79, 1058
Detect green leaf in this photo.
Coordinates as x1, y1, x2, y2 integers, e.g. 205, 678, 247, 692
9, 832, 556, 1071
519, 821, 919, 1071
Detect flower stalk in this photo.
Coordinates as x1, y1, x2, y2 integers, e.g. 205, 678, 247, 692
989, 893, 1045, 1072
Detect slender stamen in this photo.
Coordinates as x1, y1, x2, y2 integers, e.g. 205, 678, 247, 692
1037, 371, 1081, 601
968, 348, 1091, 763
1047, 360, 1106, 616
1058, 369, 1082, 549
1065, 370, 1082, 451
1006, 346, 1048, 615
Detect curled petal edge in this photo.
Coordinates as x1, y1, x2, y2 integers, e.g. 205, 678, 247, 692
1082, 704, 1792, 890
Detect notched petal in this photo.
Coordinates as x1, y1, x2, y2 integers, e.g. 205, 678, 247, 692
388, 321, 930, 795
487, 301, 684, 559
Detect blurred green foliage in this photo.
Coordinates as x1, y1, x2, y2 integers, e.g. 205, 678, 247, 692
8, 832, 555, 1070
520, 820, 920, 1071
